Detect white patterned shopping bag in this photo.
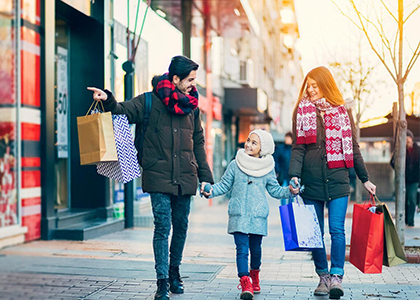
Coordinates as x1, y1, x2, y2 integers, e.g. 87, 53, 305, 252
279, 195, 323, 251
96, 114, 141, 183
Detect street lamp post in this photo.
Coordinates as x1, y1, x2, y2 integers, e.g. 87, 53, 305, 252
122, 60, 135, 228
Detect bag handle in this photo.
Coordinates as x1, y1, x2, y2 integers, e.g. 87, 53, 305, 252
373, 195, 383, 205
363, 193, 379, 206
290, 194, 305, 206
85, 100, 105, 116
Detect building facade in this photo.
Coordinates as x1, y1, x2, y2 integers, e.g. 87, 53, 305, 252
1, 0, 41, 248
0, 0, 129, 248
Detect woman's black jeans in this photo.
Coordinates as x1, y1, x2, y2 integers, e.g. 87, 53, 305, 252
150, 192, 191, 279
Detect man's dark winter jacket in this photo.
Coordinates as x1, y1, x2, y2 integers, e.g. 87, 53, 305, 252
391, 142, 420, 184
289, 108, 369, 201
103, 91, 214, 196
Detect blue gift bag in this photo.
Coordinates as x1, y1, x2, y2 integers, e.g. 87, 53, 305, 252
279, 195, 323, 251
97, 114, 141, 183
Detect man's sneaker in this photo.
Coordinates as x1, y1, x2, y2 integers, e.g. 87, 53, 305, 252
314, 274, 330, 296
237, 276, 254, 300
329, 274, 344, 299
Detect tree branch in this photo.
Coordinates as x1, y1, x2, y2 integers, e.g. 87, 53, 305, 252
331, 0, 363, 30
378, 14, 398, 75
393, 29, 399, 71
380, 0, 398, 23
363, 10, 388, 46
347, 0, 397, 83
403, 41, 420, 81
404, 4, 420, 23
328, 40, 380, 123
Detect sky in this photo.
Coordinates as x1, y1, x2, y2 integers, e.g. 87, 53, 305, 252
294, 0, 420, 122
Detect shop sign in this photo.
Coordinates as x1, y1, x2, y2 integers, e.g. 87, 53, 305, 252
57, 47, 68, 158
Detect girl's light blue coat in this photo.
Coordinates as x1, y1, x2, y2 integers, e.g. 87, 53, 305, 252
211, 160, 290, 236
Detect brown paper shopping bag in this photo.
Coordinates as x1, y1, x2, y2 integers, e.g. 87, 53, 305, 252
376, 200, 407, 267
77, 101, 117, 165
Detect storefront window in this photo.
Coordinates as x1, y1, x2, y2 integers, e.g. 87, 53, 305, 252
0, 0, 18, 227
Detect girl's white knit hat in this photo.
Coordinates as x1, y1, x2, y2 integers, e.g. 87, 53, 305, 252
249, 129, 275, 156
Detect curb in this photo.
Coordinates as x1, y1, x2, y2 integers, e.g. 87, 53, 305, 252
404, 251, 420, 263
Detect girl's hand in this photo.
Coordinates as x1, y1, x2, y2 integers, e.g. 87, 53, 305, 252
364, 181, 376, 195
289, 177, 300, 194
202, 191, 212, 198
200, 182, 212, 198
87, 87, 107, 101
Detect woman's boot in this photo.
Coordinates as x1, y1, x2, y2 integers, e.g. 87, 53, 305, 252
314, 274, 330, 296
249, 269, 261, 294
329, 274, 344, 299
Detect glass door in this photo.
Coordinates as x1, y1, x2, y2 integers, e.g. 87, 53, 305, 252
54, 17, 70, 210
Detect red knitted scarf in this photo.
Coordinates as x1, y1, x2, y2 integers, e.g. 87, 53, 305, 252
296, 97, 354, 169
154, 73, 198, 115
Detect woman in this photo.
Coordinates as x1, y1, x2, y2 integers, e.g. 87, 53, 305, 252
289, 66, 376, 300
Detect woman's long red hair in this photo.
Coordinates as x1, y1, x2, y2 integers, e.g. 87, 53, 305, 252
294, 66, 344, 111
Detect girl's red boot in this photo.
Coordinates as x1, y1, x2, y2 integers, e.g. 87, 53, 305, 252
249, 269, 261, 294
237, 276, 254, 300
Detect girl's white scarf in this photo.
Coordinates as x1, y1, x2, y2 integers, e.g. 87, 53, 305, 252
235, 149, 275, 177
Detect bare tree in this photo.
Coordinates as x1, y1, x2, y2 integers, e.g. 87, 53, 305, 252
333, 0, 420, 245
329, 45, 380, 140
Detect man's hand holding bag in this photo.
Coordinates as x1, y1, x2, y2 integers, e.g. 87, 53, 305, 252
77, 100, 117, 165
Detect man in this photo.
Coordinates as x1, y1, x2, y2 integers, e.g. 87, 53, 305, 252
88, 56, 214, 300
391, 129, 420, 227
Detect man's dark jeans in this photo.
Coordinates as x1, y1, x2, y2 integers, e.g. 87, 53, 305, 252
406, 182, 419, 226
150, 192, 191, 279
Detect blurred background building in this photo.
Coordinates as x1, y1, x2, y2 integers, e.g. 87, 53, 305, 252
0, 0, 302, 247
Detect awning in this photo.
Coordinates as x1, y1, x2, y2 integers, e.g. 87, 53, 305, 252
361, 114, 419, 140
223, 87, 271, 123
150, 0, 253, 37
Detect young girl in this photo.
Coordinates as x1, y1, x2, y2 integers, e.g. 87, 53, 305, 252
202, 129, 297, 300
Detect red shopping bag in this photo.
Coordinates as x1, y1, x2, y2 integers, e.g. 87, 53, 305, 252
349, 196, 384, 274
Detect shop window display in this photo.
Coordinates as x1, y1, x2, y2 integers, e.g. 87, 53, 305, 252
0, 0, 18, 227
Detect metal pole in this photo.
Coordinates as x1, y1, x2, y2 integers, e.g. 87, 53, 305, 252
123, 1, 135, 228
122, 60, 135, 228
203, 0, 213, 171
181, 0, 192, 58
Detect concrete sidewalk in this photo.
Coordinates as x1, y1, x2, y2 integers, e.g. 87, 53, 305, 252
0, 197, 419, 300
